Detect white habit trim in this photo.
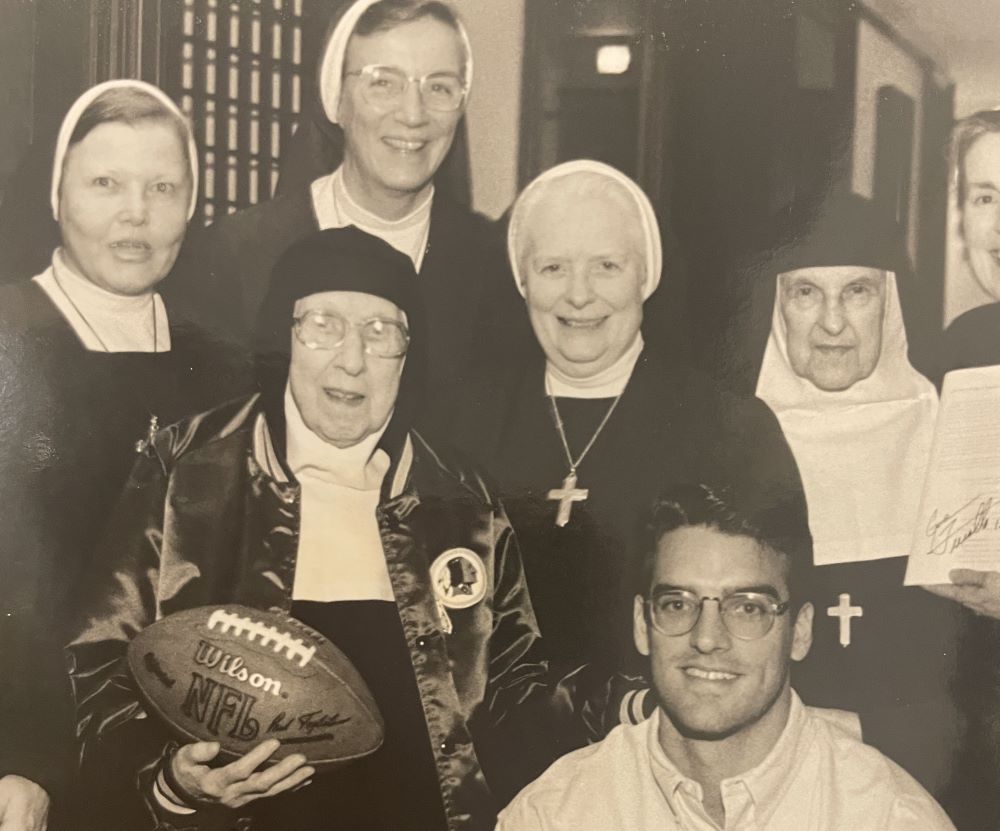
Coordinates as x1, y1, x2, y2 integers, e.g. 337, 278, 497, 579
545, 333, 644, 399
35, 249, 171, 353
310, 166, 432, 271
284, 385, 394, 602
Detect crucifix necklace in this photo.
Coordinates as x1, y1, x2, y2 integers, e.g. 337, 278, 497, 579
52, 268, 161, 455
546, 392, 624, 527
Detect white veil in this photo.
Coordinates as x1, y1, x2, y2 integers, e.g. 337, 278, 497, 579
756, 271, 938, 565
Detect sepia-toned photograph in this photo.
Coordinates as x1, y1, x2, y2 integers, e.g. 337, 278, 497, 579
1, 0, 999, 828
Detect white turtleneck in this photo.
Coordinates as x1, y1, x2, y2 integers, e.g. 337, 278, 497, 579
310, 166, 432, 271
545, 333, 644, 399
285, 386, 394, 603
34, 249, 171, 353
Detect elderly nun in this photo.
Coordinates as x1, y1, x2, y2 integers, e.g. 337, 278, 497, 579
749, 193, 963, 801
66, 225, 635, 831
0, 80, 250, 830
198, 0, 529, 396
449, 160, 804, 681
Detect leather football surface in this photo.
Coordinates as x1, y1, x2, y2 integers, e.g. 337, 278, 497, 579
127, 604, 385, 767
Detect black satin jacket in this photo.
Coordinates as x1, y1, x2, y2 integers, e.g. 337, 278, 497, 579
66, 395, 629, 831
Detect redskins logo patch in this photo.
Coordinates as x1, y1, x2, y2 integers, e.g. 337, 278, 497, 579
430, 548, 487, 610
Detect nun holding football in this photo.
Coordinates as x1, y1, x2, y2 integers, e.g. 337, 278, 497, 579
66, 224, 640, 831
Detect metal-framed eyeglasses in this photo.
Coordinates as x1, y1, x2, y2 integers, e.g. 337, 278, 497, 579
293, 310, 409, 358
645, 590, 791, 641
343, 64, 468, 112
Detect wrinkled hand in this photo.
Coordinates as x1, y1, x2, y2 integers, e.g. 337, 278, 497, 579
169, 739, 314, 810
924, 569, 1000, 619
0, 775, 49, 831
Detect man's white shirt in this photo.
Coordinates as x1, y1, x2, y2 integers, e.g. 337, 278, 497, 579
498, 692, 954, 830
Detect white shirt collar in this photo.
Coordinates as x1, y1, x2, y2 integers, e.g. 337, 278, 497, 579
648, 692, 809, 825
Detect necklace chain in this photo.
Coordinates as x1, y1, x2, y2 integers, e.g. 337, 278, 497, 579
52, 269, 158, 353
51, 268, 162, 455
548, 392, 624, 474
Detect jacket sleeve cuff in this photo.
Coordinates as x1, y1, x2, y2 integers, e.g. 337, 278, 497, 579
153, 769, 198, 815
619, 688, 653, 725
138, 748, 204, 831
139, 749, 244, 831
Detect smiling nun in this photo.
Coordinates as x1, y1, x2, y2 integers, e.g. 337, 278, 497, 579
199, 0, 530, 396
66, 225, 642, 831
449, 160, 804, 701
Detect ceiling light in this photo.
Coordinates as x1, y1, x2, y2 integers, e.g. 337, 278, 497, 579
596, 44, 631, 75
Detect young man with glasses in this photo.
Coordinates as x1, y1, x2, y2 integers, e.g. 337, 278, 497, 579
498, 483, 954, 830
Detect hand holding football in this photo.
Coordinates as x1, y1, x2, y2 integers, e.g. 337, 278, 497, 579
166, 738, 312, 810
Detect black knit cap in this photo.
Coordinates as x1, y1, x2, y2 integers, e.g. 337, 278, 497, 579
254, 225, 421, 358
254, 226, 425, 462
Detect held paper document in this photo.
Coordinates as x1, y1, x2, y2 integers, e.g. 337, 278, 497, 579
905, 365, 1000, 585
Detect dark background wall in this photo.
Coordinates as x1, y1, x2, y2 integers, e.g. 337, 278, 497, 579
517, 0, 952, 376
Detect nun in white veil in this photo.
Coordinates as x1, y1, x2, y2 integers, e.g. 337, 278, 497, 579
757, 269, 938, 565
752, 193, 962, 801
197, 0, 532, 402
0, 79, 250, 831
449, 158, 804, 688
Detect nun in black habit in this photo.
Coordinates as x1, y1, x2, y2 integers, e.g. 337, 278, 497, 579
726, 193, 964, 803
193, 0, 532, 398
0, 80, 252, 631
66, 226, 642, 830
0, 80, 251, 826
448, 160, 805, 682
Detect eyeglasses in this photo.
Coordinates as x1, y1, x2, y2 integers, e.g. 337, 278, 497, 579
645, 590, 791, 641
293, 310, 409, 358
343, 65, 467, 112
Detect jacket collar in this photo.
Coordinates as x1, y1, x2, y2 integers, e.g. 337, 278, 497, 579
251, 406, 413, 501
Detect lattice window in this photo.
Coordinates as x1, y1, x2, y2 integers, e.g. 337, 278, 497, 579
176, 0, 304, 223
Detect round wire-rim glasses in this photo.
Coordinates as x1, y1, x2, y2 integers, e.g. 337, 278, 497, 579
293, 310, 410, 358
344, 64, 468, 112
645, 590, 791, 641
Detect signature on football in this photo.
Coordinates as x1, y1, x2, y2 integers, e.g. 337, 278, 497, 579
266, 710, 352, 739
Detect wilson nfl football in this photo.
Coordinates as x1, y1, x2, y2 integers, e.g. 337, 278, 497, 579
127, 604, 384, 767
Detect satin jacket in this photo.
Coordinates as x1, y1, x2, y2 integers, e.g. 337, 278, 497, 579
66, 395, 632, 831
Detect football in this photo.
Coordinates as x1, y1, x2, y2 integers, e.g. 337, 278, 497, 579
127, 604, 384, 768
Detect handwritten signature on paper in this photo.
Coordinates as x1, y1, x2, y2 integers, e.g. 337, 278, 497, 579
924, 495, 1000, 556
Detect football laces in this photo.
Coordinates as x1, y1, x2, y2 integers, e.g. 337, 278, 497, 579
206, 608, 317, 668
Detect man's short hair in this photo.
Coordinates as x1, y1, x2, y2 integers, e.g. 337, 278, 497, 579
635, 483, 812, 609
